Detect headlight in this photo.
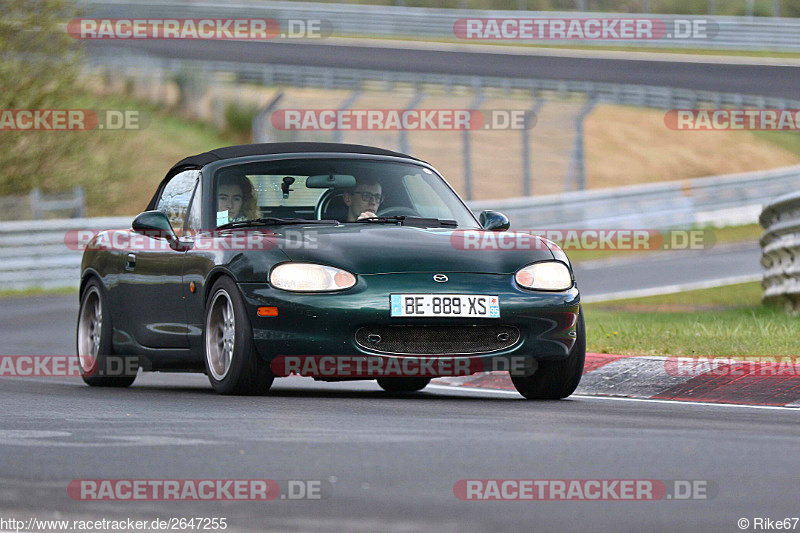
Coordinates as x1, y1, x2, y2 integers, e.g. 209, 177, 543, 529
270, 263, 356, 292
515, 262, 573, 291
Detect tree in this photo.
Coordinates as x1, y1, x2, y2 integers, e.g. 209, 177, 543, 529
0, 0, 85, 195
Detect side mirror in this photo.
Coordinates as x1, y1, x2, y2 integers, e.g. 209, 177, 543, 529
479, 210, 510, 231
131, 211, 191, 251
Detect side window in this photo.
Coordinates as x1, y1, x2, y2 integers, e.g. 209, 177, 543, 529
186, 179, 202, 231
156, 170, 199, 234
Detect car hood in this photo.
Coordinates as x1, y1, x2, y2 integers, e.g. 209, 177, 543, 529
274, 224, 555, 275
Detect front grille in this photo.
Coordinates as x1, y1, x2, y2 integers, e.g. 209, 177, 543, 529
355, 325, 520, 355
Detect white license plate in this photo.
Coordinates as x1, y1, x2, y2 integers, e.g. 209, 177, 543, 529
390, 294, 500, 318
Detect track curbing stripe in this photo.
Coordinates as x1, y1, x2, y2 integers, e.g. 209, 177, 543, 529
432, 354, 800, 407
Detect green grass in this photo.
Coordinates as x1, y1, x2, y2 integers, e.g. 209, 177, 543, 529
565, 223, 763, 263
584, 282, 799, 356
34, 92, 238, 217
752, 131, 800, 158
0, 287, 77, 299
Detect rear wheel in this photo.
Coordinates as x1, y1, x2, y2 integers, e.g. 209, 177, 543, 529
377, 377, 431, 393
511, 306, 586, 400
76, 279, 137, 387
204, 277, 274, 395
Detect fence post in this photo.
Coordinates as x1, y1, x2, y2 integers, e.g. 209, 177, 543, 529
334, 89, 361, 144
251, 92, 285, 143
522, 98, 546, 197
400, 90, 425, 154
75, 186, 86, 218
462, 93, 486, 201
565, 97, 596, 192
31, 188, 41, 220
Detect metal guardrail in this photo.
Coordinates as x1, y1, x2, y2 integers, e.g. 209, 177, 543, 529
472, 164, 800, 229
3, 166, 798, 291
0, 217, 131, 291
0, 186, 86, 222
760, 190, 800, 312
31, 186, 85, 220
78, 0, 800, 51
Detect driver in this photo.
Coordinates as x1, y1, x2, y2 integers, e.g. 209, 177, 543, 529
343, 178, 383, 222
217, 174, 259, 224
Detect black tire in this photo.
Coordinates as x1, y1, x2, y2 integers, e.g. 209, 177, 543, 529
377, 377, 431, 393
511, 306, 586, 400
203, 276, 274, 395
76, 279, 137, 387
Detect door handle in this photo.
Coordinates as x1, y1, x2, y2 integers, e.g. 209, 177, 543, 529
125, 253, 136, 270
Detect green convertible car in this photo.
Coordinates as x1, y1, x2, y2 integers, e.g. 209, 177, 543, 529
77, 142, 584, 398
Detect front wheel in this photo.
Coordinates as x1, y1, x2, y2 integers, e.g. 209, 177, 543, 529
511, 306, 586, 400
204, 277, 274, 395
377, 377, 431, 393
76, 279, 137, 387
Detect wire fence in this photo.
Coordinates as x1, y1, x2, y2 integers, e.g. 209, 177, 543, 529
85, 51, 800, 201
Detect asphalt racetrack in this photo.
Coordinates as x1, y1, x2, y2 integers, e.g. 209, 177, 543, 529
0, 372, 797, 533
86, 39, 800, 99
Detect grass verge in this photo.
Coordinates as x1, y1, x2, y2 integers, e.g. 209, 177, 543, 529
0, 287, 77, 299
24, 93, 238, 218
584, 281, 798, 356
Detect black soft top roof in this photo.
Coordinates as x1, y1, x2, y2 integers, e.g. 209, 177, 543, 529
168, 142, 420, 176
148, 143, 422, 212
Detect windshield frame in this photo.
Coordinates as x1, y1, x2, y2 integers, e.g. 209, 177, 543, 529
202, 153, 482, 230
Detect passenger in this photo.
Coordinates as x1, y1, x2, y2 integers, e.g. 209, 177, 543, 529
217, 175, 259, 223
343, 178, 383, 222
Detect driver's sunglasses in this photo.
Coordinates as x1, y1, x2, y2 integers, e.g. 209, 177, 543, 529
354, 191, 383, 203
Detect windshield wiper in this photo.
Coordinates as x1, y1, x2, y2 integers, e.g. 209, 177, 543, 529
354, 216, 458, 227
217, 217, 338, 230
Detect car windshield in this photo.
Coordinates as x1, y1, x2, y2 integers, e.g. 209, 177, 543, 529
212, 158, 479, 228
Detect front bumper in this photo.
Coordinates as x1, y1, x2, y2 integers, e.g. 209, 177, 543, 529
239, 272, 580, 374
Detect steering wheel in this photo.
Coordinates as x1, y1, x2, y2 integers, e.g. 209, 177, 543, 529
377, 206, 421, 218
315, 189, 337, 220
